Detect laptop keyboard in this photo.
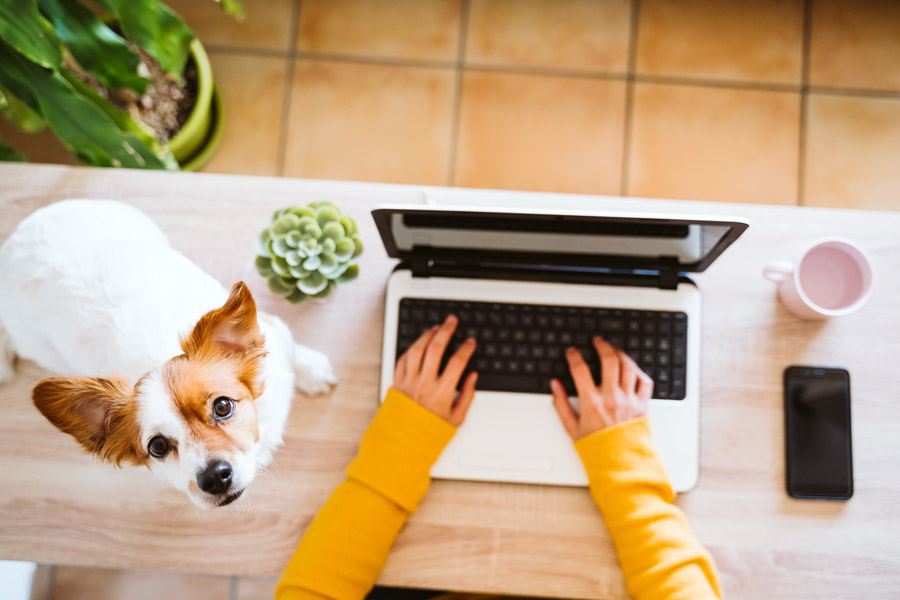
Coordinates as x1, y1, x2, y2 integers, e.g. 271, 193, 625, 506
396, 298, 687, 400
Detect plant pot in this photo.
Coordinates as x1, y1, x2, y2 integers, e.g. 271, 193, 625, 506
168, 38, 223, 171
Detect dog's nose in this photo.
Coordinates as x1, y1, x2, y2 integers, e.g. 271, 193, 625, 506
197, 460, 233, 495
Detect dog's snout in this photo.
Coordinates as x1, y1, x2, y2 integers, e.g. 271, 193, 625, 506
197, 460, 233, 495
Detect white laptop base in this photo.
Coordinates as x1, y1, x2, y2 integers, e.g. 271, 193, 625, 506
380, 269, 702, 493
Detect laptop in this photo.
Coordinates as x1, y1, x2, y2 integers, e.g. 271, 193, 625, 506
373, 205, 747, 492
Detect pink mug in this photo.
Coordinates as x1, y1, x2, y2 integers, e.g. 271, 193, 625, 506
763, 238, 873, 320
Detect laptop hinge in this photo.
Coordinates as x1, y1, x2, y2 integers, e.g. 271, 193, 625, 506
410, 258, 432, 278
658, 270, 680, 290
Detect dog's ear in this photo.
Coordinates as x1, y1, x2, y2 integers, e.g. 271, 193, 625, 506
182, 282, 267, 397
32, 376, 142, 465
182, 282, 265, 358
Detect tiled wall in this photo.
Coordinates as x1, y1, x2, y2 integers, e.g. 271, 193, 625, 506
2, 0, 899, 211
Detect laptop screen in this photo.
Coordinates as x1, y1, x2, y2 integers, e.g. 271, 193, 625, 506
373, 206, 748, 273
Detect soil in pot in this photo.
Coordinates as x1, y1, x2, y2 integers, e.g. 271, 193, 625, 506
67, 44, 197, 145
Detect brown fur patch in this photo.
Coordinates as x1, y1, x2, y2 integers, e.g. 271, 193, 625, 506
162, 353, 260, 457
180, 282, 267, 398
33, 376, 144, 466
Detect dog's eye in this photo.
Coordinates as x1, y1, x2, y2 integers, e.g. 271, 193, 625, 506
148, 436, 170, 459
213, 397, 234, 419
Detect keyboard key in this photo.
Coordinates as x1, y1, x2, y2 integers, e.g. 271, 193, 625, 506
476, 373, 540, 392
600, 318, 624, 331
672, 340, 686, 366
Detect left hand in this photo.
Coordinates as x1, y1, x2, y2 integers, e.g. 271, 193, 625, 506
392, 315, 478, 427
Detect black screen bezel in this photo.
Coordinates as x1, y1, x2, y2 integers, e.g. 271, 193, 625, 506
371, 207, 749, 273
784, 366, 853, 500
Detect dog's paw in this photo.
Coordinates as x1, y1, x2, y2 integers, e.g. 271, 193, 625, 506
293, 344, 337, 396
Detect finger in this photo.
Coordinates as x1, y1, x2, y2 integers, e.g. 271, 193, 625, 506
618, 351, 638, 394
394, 353, 408, 382
551, 379, 579, 439
404, 325, 439, 375
439, 337, 477, 391
566, 347, 598, 401
421, 315, 458, 376
593, 336, 620, 394
450, 372, 478, 427
635, 371, 654, 405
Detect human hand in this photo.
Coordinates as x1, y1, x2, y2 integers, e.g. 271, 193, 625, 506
551, 336, 653, 440
392, 315, 478, 427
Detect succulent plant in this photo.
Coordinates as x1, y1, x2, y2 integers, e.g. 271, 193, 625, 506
255, 202, 362, 303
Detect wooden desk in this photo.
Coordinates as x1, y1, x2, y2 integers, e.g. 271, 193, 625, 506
1, 164, 898, 599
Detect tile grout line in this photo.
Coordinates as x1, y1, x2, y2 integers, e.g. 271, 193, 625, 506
298, 50, 455, 70
205, 44, 287, 58
797, 0, 814, 207
446, 0, 470, 188
274, 0, 303, 178
228, 575, 239, 600
203, 44, 900, 99
807, 85, 900, 99
620, 0, 641, 197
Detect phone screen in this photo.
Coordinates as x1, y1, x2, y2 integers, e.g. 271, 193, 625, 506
784, 367, 853, 499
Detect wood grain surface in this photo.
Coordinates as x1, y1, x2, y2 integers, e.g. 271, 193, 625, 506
0, 164, 898, 599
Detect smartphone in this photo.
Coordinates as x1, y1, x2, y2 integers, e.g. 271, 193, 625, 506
784, 366, 853, 500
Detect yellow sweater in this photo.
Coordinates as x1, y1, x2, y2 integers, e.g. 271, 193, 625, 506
276, 389, 721, 600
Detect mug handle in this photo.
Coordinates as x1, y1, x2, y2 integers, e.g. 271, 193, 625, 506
763, 260, 794, 283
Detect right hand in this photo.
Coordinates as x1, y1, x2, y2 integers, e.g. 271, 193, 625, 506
392, 315, 478, 427
551, 336, 653, 440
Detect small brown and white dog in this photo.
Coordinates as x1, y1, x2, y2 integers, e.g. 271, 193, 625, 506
0, 200, 336, 508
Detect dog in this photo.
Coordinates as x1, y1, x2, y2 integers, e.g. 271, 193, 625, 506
0, 199, 336, 508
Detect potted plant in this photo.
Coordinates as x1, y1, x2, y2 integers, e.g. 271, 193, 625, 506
0, 0, 243, 170
255, 202, 363, 303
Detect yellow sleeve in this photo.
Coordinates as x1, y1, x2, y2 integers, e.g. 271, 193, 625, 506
574, 417, 722, 600
276, 388, 456, 600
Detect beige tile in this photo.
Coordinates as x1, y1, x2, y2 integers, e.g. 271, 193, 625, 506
52, 566, 231, 600
236, 576, 277, 600
808, 0, 900, 92
804, 94, 900, 211
0, 119, 77, 166
636, 0, 804, 85
454, 71, 625, 194
466, 0, 631, 73
283, 60, 455, 184
299, 0, 462, 62
164, 0, 295, 52
627, 82, 800, 204
202, 53, 286, 176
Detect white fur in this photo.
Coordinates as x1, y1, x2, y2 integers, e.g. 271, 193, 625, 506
0, 199, 337, 507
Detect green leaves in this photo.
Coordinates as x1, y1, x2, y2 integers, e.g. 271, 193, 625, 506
0, 83, 45, 133
0, 39, 171, 169
93, 0, 195, 78
37, 0, 149, 94
216, 0, 245, 20
0, 0, 62, 69
255, 202, 363, 304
